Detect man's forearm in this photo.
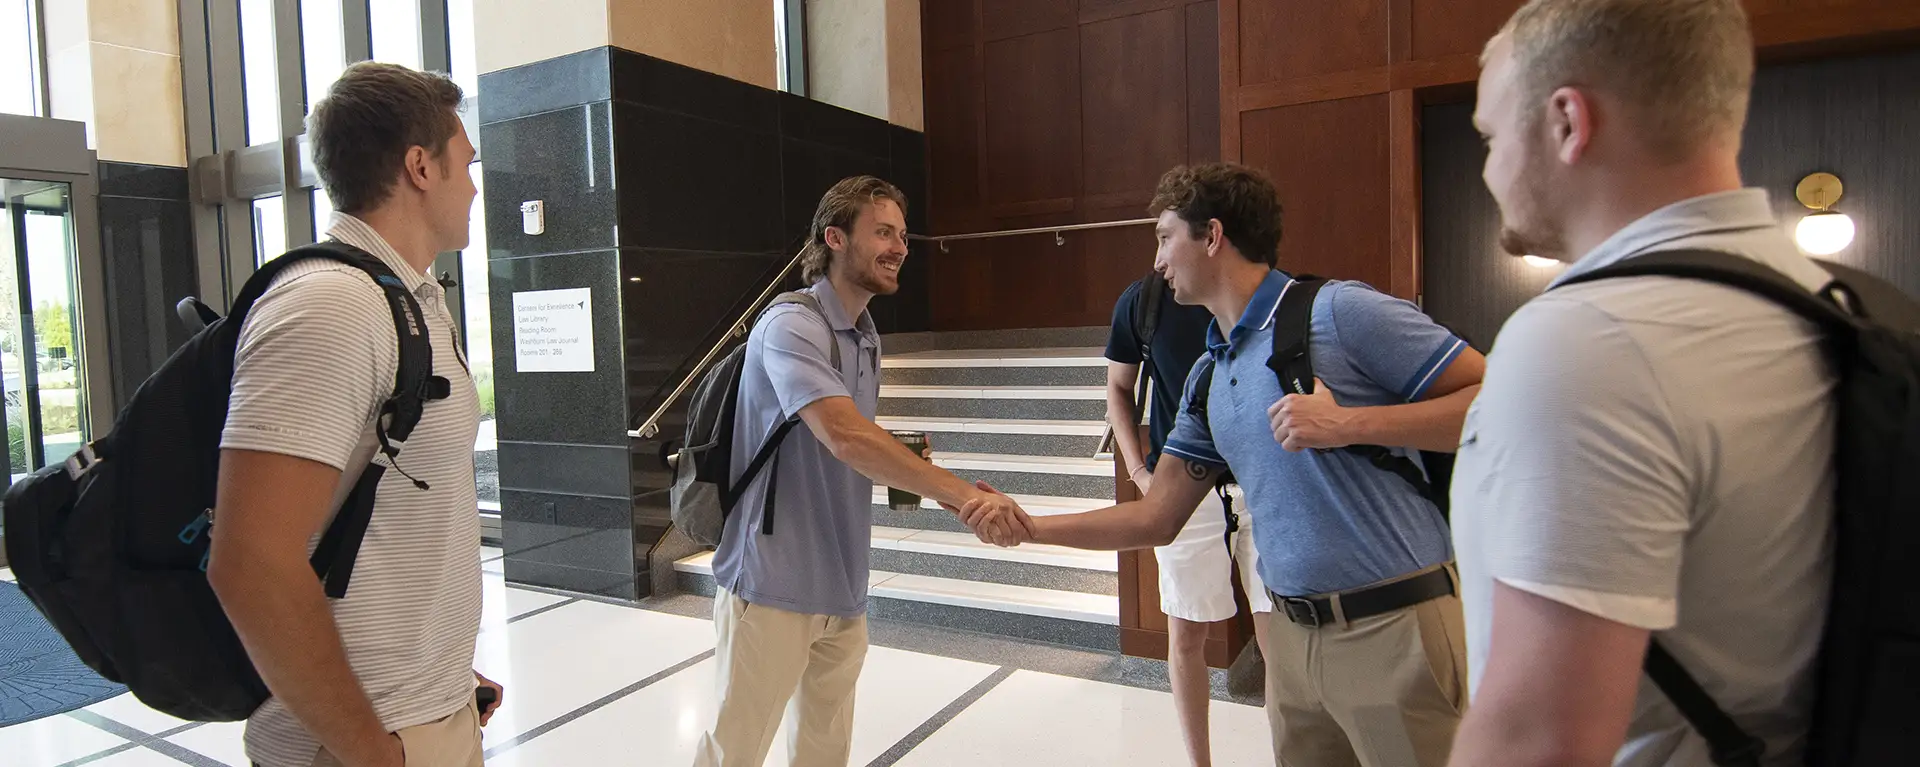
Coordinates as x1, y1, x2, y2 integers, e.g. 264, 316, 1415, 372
1347, 384, 1480, 452
1030, 499, 1179, 550
211, 547, 394, 765
832, 428, 979, 508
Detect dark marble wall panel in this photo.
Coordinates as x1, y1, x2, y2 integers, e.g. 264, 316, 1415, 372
1422, 48, 1920, 348
95, 162, 195, 414
611, 48, 780, 134
480, 45, 932, 600
486, 249, 628, 445
498, 488, 638, 600
476, 48, 613, 125
613, 102, 786, 254
479, 102, 619, 259
620, 248, 790, 403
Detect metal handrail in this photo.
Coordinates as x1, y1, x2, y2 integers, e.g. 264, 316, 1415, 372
628, 250, 806, 440
907, 217, 1156, 251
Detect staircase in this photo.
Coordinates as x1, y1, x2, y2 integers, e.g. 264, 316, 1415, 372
675, 328, 1123, 650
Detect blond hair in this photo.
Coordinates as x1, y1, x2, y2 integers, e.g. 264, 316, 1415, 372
800, 176, 909, 284
1487, 0, 1753, 159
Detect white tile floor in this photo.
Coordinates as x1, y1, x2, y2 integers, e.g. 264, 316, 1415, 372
3, 548, 1270, 766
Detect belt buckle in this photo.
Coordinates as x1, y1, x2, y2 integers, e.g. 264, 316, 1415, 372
1282, 597, 1322, 628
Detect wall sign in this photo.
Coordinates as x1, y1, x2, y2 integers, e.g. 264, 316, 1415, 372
512, 288, 595, 373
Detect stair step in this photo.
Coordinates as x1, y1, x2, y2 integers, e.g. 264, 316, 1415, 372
932, 452, 1113, 477
870, 526, 1116, 572
870, 490, 1112, 534
870, 489, 1110, 514
882, 348, 1107, 368
674, 552, 1118, 625
875, 416, 1107, 436
878, 417, 1106, 459
879, 385, 1107, 400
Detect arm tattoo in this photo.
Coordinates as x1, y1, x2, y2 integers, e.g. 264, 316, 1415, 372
1184, 460, 1215, 483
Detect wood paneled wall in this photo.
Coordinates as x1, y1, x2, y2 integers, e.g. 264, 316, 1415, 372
922, 0, 1221, 331
1425, 47, 1920, 350
1220, 0, 1920, 304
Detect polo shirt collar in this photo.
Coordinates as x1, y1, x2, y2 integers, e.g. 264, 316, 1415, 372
1552, 189, 1779, 288
808, 278, 875, 336
324, 212, 438, 298
1206, 269, 1294, 351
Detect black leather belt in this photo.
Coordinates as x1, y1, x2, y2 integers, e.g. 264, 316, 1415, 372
1271, 566, 1454, 628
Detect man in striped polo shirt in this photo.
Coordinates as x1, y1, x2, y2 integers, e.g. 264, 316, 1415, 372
208, 62, 498, 767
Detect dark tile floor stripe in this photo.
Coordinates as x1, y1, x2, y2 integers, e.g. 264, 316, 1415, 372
506, 597, 580, 624
481, 649, 717, 760
65, 710, 226, 766
864, 665, 1017, 767
157, 722, 207, 738
52, 742, 145, 767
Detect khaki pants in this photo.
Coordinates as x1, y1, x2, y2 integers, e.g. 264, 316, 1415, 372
1263, 575, 1467, 767
694, 587, 870, 767
305, 703, 484, 767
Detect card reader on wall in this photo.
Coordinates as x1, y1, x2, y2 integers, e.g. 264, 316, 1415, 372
521, 200, 545, 235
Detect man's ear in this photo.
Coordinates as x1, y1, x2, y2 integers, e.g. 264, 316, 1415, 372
1549, 87, 1594, 166
1207, 219, 1225, 258
403, 145, 433, 191
823, 225, 848, 253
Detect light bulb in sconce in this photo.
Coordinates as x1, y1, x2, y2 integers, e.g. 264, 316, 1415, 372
1793, 172, 1855, 256
1521, 255, 1560, 268
1795, 211, 1855, 256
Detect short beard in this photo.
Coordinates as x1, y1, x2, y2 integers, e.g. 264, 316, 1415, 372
853, 270, 899, 296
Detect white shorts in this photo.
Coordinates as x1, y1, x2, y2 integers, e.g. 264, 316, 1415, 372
1156, 485, 1273, 623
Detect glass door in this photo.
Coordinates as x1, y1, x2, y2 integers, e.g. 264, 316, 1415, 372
0, 177, 87, 483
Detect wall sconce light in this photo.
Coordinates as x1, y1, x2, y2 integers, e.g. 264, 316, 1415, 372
1793, 172, 1855, 256
1521, 255, 1560, 268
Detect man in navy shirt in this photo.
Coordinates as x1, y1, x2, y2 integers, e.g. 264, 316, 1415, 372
1105, 277, 1271, 767
970, 163, 1485, 766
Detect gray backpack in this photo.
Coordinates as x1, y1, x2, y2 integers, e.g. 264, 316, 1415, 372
670, 292, 840, 546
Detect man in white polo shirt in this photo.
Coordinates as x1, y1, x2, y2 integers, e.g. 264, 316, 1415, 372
208, 62, 498, 767
1449, 2, 1836, 765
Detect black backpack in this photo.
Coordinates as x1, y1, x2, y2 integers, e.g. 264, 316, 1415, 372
1559, 250, 1920, 767
1, 241, 448, 722
1187, 276, 1457, 518
670, 292, 838, 546
1123, 273, 1171, 428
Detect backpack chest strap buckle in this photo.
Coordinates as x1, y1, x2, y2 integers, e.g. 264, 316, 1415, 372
64, 442, 101, 479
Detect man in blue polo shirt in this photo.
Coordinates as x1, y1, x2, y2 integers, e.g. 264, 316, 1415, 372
971, 163, 1485, 766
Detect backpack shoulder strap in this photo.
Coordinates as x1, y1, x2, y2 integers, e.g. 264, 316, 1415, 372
762, 291, 842, 370
1555, 249, 1858, 334
723, 290, 843, 527
248, 241, 445, 599
1136, 275, 1166, 361
1644, 640, 1766, 767
1266, 276, 1445, 508
1266, 276, 1328, 395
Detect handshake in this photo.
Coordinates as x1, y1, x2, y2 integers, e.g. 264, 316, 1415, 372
943, 481, 1035, 548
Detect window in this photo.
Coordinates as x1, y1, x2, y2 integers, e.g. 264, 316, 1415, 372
0, 0, 40, 116
371, 0, 423, 70
301, 0, 345, 111
312, 186, 335, 237
240, 0, 281, 145
460, 161, 495, 505
448, 0, 478, 94
253, 196, 286, 264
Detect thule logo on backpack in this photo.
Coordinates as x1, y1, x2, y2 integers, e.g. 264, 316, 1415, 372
400, 303, 422, 338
